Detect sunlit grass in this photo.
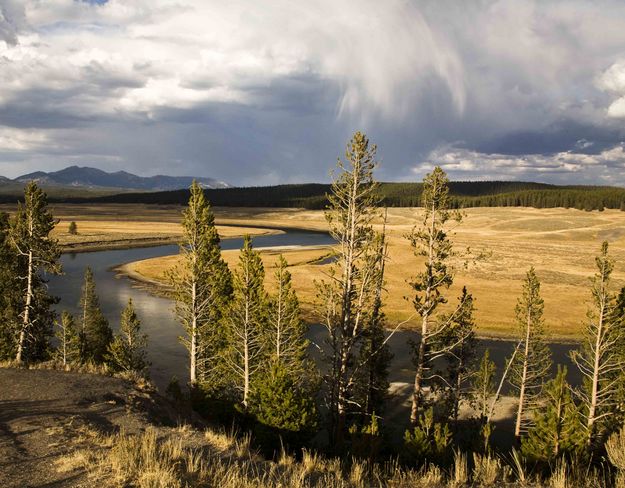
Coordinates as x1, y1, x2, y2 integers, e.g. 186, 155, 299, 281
122, 206, 625, 339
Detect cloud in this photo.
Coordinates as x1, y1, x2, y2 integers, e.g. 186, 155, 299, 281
416, 144, 625, 185
0, 0, 624, 184
598, 61, 625, 118
0, 0, 26, 45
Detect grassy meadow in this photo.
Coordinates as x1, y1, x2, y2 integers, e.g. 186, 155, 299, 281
0, 203, 281, 251
123, 205, 625, 340
3, 202, 621, 338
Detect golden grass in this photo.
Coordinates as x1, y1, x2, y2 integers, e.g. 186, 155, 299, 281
58, 425, 611, 487
125, 206, 625, 339
4, 202, 620, 338
0, 203, 281, 250
51, 219, 278, 249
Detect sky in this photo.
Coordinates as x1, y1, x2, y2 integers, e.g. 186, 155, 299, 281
1, 0, 625, 186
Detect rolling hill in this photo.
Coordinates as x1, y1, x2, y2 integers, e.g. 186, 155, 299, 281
6, 165, 229, 191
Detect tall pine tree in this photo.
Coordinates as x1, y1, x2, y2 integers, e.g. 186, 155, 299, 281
169, 181, 232, 387
223, 236, 267, 408
432, 287, 477, 424
79, 267, 112, 363
572, 241, 624, 449
408, 166, 461, 425
0, 212, 21, 360
10, 182, 61, 363
509, 267, 552, 440
317, 131, 383, 445
351, 230, 392, 424
266, 255, 307, 370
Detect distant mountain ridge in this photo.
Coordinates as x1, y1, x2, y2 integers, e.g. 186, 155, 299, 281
10, 166, 229, 191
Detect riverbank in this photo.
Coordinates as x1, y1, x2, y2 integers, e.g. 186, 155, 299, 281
56, 224, 282, 253
113, 243, 336, 318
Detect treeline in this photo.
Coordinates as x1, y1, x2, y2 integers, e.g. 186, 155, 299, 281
45, 180, 625, 211
3, 134, 625, 486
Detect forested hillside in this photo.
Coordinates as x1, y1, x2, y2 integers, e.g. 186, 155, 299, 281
33, 180, 625, 210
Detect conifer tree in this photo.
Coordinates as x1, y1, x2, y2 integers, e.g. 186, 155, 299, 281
169, 181, 232, 387
248, 361, 318, 445
0, 212, 21, 360
509, 267, 552, 440
472, 349, 497, 451
10, 181, 61, 363
612, 286, 625, 420
68, 221, 78, 235
79, 266, 112, 363
106, 299, 149, 374
224, 236, 266, 408
55, 311, 81, 366
432, 287, 477, 424
266, 255, 307, 370
521, 366, 583, 463
572, 241, 624, 449
352, 231, 393, 422
473, 349, 496, 419
408, 166, 461, 425
317, 131, 384, 445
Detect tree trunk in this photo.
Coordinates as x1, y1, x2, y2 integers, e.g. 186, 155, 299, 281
453, 355, 463, 424
515, 308, 532, 439
411, 314, 428, 425
554, 392, 563, 458
242, 296, 250, 408
411, 202, 437, 425
16, 249, 34, 363
190, 280, 197, 385
587, 304, 604, 447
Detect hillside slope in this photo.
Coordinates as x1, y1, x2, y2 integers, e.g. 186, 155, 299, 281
0, 367, 199, 488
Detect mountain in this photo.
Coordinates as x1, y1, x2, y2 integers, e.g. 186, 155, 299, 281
14, 166, 229, 190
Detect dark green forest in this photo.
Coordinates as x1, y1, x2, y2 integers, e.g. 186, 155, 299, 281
12, 180, 623, 210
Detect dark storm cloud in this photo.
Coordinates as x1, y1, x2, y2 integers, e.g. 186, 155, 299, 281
0, 0, 625, 184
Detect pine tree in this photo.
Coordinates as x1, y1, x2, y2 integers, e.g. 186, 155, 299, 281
248, 361, 318, 447
0, 212, 21, 360
68, 221, 78, 235
79, 266, 112, 363
168, 180, 232, 387
408, 166, 461, 425
509, 267, 552, 440
521, 366, 583, 463
352, 230, 392, 423
432, 287, 477, 424
223, 236, 267, 408
572, 241, 624, 449
472, 349, 497, 451
613, 286, 625, 421
473, 349, 496, 420
106, 299, 149, 374
317, 131, 382, 445
266, 255, 307, 370
54, 311, 81, 366
9, 181, 61, 363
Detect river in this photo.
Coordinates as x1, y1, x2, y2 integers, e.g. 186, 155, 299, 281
47, 228, 581, 396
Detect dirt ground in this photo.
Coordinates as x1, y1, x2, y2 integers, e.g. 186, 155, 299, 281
0, 367, 195, 488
